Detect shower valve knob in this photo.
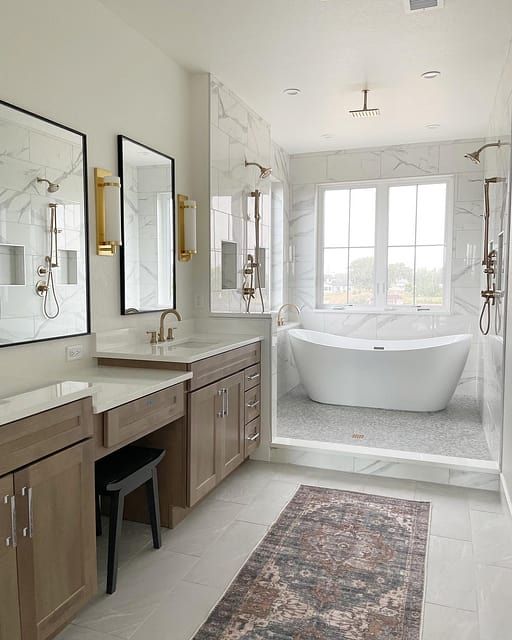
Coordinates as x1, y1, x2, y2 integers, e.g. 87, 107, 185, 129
35, 281, 48, 296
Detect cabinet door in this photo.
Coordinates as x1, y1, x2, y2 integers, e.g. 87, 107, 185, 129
15, 441, 96, 640
218, 372, 245, 480
0, 474, 21, 640
189, 381, 222, 506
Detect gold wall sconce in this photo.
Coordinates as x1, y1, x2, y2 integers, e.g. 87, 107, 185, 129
178, 194, 197, 262
95, 168, 122, 256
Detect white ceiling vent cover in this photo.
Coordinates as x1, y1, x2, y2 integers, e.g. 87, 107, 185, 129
405, 0, 444, 12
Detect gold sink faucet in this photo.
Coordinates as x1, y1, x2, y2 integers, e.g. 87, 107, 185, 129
158, 309, 182, 342
277, 303, 301, 327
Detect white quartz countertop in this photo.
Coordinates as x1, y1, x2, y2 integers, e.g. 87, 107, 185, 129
0, 381, 93, 427
65, 366, 192, 414
0, 366, 192, 426
94, 333, 263, 364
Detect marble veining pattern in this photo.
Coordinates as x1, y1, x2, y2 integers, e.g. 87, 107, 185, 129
286, 139, 486, 432
210, 76, 272, 313
0, 110, 88, 344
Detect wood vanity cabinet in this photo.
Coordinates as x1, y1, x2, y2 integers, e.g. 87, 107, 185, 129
189, 371, 245, 506
0, 406, 96, 640
0, 474, 22, 640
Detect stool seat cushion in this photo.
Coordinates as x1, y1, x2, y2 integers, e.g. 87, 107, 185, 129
96, 446, 165, 492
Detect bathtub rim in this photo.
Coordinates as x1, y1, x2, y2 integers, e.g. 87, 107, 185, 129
288, 328, 472, 352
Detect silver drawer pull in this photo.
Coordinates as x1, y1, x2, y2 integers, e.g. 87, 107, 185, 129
247, 432, 260, 442
21, 487, 33, 538
217, 389, 224, 417
224, 388, 229, 417
246, 400, 260, 409
247, 373, 260, 381
4, 495, 16, 548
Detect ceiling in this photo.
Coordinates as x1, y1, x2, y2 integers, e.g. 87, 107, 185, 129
100, 0, 512, 154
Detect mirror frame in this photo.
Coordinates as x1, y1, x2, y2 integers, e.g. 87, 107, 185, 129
118, 135, 177, 315
0, 98, 90, 348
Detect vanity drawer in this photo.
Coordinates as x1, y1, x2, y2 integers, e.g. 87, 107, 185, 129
245, 417, 260, 457
245, 386, 261, 424
189, 342, 260, 391
0, 398, 93, 476
104, 384, 184, 448
244, 364, 261, 391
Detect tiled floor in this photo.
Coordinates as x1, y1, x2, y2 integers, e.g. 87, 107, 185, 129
57, 460, 512, 640
277, 385, 491, 460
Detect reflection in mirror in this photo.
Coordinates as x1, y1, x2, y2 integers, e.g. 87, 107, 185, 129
0, 100, 89, 346
221, 241, 238, 289
118, 136, 175, 314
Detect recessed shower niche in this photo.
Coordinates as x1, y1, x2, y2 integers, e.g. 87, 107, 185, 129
0, 100, 89, 346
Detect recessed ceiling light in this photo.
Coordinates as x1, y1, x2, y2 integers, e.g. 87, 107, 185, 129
283, 88, 301, 96
421, 70, 441, 79
321, 133, 334, 139
426, 123, 441, 129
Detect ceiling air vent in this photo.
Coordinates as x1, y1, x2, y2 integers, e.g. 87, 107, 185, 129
405, 0, 444, 12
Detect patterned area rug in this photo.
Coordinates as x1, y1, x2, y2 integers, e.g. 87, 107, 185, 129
194, 485, 430, 639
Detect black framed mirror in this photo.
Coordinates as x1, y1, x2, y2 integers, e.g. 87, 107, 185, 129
118, 136, 176, 314
0, 99, 90, 347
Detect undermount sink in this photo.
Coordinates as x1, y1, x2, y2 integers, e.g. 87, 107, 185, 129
165, 339, 220, 349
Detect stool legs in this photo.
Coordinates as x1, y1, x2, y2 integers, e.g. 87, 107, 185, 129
95, 493, 102, 537
145, 468, 162, 550
106, 492, 125, 595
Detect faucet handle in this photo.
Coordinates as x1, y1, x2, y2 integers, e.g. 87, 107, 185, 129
146, 330, 158, 345
167, 327, 176, 341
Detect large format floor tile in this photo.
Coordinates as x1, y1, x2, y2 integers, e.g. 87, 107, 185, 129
425, 535, 477, 611
56, 460, 512, 640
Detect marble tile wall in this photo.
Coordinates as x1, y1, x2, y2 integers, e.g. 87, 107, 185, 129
123, 163, 173, 312
210, 77, 272, 313
286, 139, 486, 404
0, 115, 88, 344
270, 142, 291, 311
487, 40, 512, 469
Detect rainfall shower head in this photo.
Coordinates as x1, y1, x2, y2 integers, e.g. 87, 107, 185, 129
245, 160, 272, 179
464, 140, 510, 165
37, 177, 60, 193
349, 89, 380, 118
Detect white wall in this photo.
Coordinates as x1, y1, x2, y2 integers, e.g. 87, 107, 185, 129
0, 0, 197, 391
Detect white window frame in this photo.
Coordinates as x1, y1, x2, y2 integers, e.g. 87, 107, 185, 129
316, 175, 454, 314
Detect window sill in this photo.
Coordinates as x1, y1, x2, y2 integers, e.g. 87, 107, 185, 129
314, 307, 452, 316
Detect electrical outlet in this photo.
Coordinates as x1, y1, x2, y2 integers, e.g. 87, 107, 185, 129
194, 294, 204, 309
66, 344, 83, 361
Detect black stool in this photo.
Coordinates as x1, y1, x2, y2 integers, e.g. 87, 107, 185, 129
95, 446, 165, 594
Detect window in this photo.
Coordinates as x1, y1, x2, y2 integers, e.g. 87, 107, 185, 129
318, 176, 453, 312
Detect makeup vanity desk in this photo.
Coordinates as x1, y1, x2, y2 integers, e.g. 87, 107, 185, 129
0, 334, 262, 640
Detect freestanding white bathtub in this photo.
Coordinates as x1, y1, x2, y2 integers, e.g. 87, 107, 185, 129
288, 329, 471, 412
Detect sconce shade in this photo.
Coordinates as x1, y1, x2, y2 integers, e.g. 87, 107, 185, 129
178, 194, 197, 261
104, 176, 122, 246
95, 168, 122, 256
184, 200, 197, 254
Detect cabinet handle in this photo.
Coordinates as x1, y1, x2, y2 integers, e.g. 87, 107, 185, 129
247, 372, 260, 381
247, 432, 260, 442
21, 487, 33, 539
4, 495, 16, 548
224, 388, 229, 417
217, 389, 224, 418
246, 399, 260, 409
